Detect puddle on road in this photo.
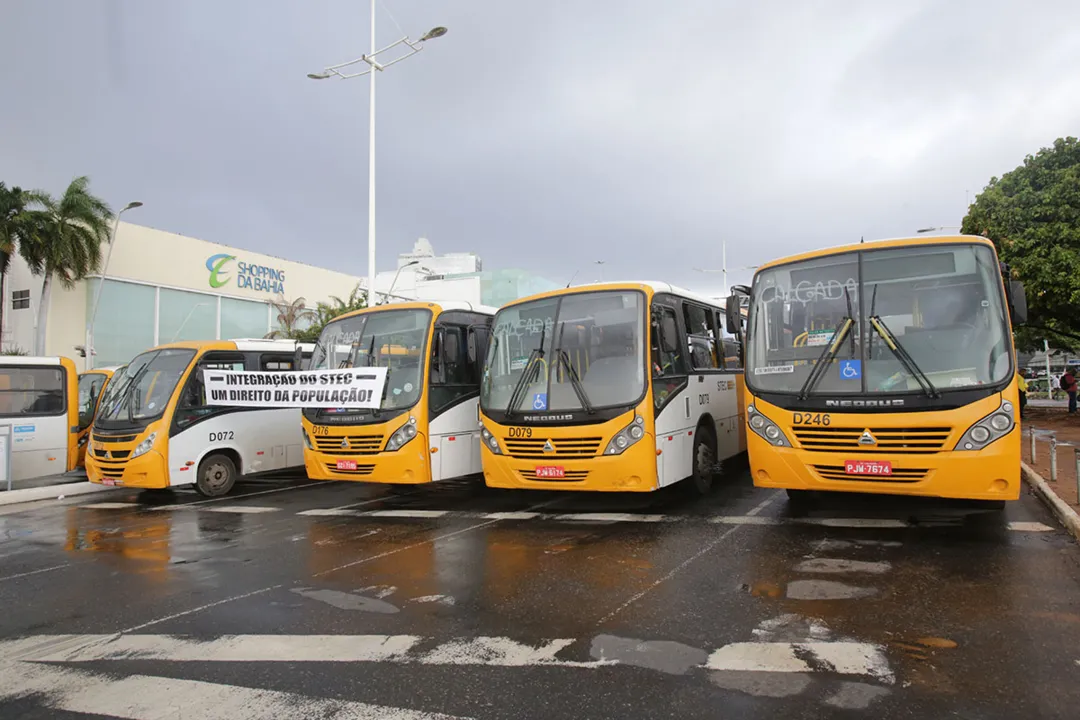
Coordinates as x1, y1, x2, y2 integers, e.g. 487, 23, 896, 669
824, 681, 890, 709
794, 559, 892, 575
710, 670, 813, 697
590, 634, 708, 675
291, 587, 399, 613
786, 580, 878, 600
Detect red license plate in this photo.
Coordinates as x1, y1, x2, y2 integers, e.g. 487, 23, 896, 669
535, 466, 565, 479
844, 460, 892, 476
101, 479, 117, 486
336, 460, 358, 471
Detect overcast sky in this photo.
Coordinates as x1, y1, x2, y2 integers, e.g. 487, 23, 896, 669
3, 0, 1079, 296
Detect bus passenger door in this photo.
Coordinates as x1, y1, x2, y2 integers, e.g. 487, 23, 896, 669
429, 325, 483, 480
651, 304, 692, 487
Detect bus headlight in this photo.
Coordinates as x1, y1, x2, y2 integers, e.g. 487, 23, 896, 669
747, 406, 791, 447
955, 399, 1015, 451
480, 427, 503, 455
130, 432, 157, 459
302, 430, 314, 450
604, 416, 646, 455
386, 417, 418, 452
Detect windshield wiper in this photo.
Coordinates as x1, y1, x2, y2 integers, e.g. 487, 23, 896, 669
505, 322, 547, 417
868, 315, 939, 398
554, 321, 593, 414
123, 361, 154, 423
798, 287, 856, 400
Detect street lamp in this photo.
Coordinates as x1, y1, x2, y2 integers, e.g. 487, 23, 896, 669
84, 200, 143, 369
307, 7, 447, 309
382, 260, 434, 304
694, 241, 758, 295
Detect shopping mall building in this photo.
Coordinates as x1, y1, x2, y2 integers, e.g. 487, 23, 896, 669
1, 224, 556, 371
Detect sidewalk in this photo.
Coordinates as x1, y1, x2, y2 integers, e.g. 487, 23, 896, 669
0, 470, 118, 507
2, 470, 89, 492
1021, 406, 1080, 514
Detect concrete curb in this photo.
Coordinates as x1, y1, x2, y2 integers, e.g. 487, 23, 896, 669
0, 482, 119, 507
1021, 461, 1080, 542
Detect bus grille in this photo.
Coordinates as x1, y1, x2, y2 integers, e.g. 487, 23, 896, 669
793, 427, 951, 454
812, 465, 928, 483
93, 458, 128, 479
502, 437, 602, 459
518, 469, 590, 482
324, 463, 376, 476
92, 447, 131, 460
313, 434, 384, 455
92, 433, 139, 444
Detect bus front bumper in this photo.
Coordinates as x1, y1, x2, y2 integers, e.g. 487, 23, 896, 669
85, 450, 170, 490
748, 431, 1021, 501
304, 443, 431, 484
482, 438, 658, 492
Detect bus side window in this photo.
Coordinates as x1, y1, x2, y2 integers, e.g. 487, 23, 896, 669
260, 354, 296, 371
683, 302, 719, 371
174, 354, 243, 428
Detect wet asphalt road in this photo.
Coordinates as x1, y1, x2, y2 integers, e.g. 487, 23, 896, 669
1, 467, 1079, 719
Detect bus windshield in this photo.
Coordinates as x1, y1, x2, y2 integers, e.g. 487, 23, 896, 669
97, 349, 197, 425
746, 243, 1012, 396
310, 308, 431, 411
481, 290, 645, 414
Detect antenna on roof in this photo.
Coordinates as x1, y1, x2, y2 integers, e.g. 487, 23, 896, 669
860, 236, 865, 244
566, 269, 580, 288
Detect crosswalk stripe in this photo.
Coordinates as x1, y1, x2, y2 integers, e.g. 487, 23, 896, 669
0, 634, 892, 680
74, 501, 1058, 533
0, 660, 467, 720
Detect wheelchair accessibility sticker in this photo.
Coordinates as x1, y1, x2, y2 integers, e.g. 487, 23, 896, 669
840, 360, 862, 380
532, 393, 548, 411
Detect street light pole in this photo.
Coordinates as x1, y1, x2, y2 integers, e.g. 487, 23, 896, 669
85, 200, 142, 370
307, 15, 447, 310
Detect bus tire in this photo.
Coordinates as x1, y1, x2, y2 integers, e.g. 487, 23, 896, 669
195, 453, 237, 497
786, 489, 816, 507
689, 425, 717, 495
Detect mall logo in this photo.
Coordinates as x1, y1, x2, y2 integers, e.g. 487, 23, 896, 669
205, 253, 286, 294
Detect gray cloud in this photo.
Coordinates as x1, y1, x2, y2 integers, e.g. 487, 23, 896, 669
2, 0, 1078, 299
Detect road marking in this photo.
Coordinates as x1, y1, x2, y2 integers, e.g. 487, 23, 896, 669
122, 585, 283, 633
794, 559, 892, 575
80, 502, 142, 509
706, 642, 893, 683
75, 499, 1059, 534
0, 633, 891, 680
0, 660, 468, 720
0, 564, 69, 583
365, 509, 448, 519
553, 512, 668, 523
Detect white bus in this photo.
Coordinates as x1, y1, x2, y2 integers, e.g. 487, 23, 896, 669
86, 339, 313, 496
0, 355, 81, 482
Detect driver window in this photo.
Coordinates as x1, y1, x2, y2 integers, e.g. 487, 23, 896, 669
175, 354, 244, 427
651, 305, 687, 410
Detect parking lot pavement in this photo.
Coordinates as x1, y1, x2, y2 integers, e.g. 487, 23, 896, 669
1, 471, 1079, 719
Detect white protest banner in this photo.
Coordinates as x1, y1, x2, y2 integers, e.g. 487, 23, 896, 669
202, 367, 389, 409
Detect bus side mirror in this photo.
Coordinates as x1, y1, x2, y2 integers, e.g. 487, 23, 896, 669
660, 314, 679, 354
292, 347, 303, 370
466, 330, 478, 363
1009, 281, 1028, 325
431, 329, 445, 383
725, 296, 741, 334
445, 332, 461, 365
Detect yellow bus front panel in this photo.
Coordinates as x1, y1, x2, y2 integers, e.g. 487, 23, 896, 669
85, 425, 171, 490
746, 391, 1021, 501
302, 416, 432, 485
481, 410, 659, 492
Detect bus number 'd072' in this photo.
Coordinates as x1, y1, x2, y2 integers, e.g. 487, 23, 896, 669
209, 431, 235, 442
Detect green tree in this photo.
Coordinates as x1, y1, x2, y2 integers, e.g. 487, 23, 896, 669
961, 136, 1080, 351
19, 176, 113, 355
293, 283, 367, 344
0, 182, 46, 345
265, 294, 318, 340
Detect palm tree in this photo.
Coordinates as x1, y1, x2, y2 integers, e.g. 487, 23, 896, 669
0, 182, 46, 344
265, 295, 317, 339
19, 177, 112, 355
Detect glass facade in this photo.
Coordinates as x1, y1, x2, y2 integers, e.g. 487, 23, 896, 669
442, 269, 560, 308
86, 279, 271, 369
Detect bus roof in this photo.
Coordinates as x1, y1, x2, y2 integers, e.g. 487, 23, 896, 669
500, 281, 726, 311
0, 356, 66, 366
144, 339, 312, 353
330, 300, 498, 325
754, 234, 996, 273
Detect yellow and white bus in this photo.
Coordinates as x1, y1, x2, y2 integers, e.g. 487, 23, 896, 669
0, 355, 80, 481
479, 282, 746, 493
86, 339, 312, 496
76, 365, 123, 467
302, 301, 496, 486
728, 234, 1027, 504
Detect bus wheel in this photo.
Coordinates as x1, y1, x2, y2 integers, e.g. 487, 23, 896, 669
786, 489, 816, 507
690, 427, 717, 495
195, 454, 237, 497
